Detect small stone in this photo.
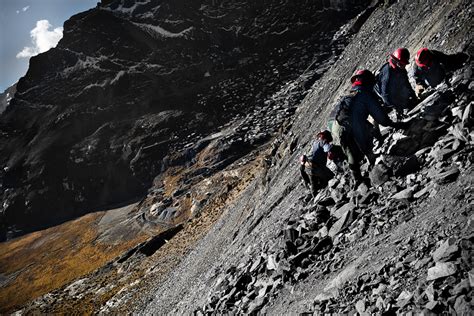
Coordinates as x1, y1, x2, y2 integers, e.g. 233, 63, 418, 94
425, 282, 435, 302
462, 103, 471, 126
391, 186, 416, 200
454, 295, 471, 315
317, 226, 328, 238
328, 210, 355, 237
414, 257, 432, 270
397, 290, 413, 308
452, 278, 470, 296
469, 269, 474, 287
431, 167, 459, 184
425, 300, 438, 311
426, 262, 457, 281
372, 283, 387, 296
266, 255, 278, 271
332, 202, 355, 219
414, 183, 434, 199
355, 299, 366, 314
375, 296, 386, 310
369, 163, 390, 186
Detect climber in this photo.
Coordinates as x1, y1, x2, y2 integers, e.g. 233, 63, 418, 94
413, 48, 470, 96
300, 130, 335, 197
329, 69, 406, 186
374, 48, 418, 113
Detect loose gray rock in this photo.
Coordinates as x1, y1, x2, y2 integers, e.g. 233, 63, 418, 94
432, 238, 459, 262
426, 262, 457, 281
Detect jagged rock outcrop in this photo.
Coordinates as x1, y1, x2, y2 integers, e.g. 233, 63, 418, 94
0, 84, 16, 115
0, 0, 372, 240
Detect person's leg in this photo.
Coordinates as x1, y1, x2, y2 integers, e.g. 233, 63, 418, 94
345, 138, 365, 188
300, 164, 311, 188
310, 173, 320, 197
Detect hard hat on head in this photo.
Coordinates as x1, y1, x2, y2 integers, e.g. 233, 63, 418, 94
317, 130, 333, 142
390, 48, 410, 67
350, 69, 375, 86
415, 48, 433, 67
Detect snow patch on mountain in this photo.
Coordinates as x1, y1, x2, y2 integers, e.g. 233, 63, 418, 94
133, 22, 194, 39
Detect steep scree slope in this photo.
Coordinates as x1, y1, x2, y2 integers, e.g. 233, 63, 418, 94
130, 0, 472, 314
0, 0, 371, 240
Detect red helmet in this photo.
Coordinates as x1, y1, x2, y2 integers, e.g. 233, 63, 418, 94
415, 48, 433, 67
390, 48, 410, 67
350, 69, 375, 86
317, 130, 333, 142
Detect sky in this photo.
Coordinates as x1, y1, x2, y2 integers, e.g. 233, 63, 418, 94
0, 0, 97, 92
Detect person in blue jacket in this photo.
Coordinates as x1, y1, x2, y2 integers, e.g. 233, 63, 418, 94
374, 48, 417, 113
413, 48, 469, 96
300, 130, 335, 197
330, 69, 405, 186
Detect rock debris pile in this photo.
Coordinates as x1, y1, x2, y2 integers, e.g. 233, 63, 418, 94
197, 61, 473, 314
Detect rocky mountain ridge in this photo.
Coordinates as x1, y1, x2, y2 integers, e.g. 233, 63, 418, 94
0, 0, 371, 240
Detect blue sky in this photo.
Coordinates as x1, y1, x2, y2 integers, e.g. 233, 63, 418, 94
0, 0, 97, 91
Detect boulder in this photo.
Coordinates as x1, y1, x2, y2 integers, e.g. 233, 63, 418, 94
369, 163, 391, 187
426, 262, 457, 281
391, 186, 417, 200
332, 202, 355, 219
385, 155, 421, 177
430, 167, 460, 184
432, 238, 459, 262
329, 210, 355, 237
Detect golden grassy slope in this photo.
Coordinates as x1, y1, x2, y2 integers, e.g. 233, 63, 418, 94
0, 211, 148, 313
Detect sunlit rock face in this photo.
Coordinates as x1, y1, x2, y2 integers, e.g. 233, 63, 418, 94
0, 0, 371, 240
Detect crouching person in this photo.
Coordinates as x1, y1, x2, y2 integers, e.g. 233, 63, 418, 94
300, 130, 335, 197
413, 48, 470, 96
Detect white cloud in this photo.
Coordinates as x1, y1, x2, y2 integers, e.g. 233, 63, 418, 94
16, 20, 63, 59
16, 5, 30, 14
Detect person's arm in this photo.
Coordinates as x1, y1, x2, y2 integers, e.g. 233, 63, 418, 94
412, 66, 427, 96
403, 71, 418, 108
366, 92, 393, 127
412, 66, 426, 86
433, 50, 469, 72
377, 65, 393, 107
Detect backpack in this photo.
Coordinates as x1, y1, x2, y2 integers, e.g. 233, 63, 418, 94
334, 92, 358, 127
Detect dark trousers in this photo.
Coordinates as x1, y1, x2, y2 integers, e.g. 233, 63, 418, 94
300, 164, 334, 196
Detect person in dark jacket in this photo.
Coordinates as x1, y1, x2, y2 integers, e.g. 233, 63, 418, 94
300, 130, 335, 197
413, 48, 469, 96
329, 69, 405, 185
374, 48, 418, 113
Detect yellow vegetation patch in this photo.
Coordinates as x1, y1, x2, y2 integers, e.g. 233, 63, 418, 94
0, 211, 148, 313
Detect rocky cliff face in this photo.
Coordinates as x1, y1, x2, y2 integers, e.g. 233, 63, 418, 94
0, 0, 371, 240
0, 84, 16, 115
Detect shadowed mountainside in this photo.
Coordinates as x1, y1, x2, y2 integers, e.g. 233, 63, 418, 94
0, 0, 371, 241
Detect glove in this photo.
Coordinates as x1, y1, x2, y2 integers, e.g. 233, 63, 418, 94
415, 84, 425, 97
300, 155, 308, 164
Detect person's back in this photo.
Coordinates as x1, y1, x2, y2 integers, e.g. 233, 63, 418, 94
330, 69, 402, 186
299, 131, 334, 196
308, 139, 329, 167
339, 81, 392, 157
374, 48, 417, 111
